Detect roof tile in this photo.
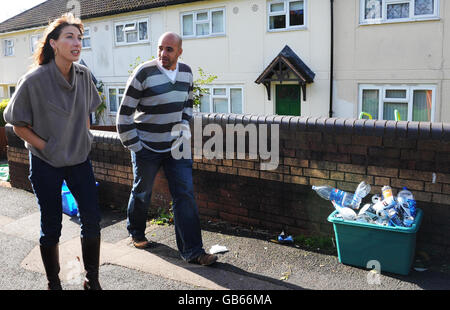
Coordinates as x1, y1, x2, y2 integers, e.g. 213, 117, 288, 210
0, 0, 203, 33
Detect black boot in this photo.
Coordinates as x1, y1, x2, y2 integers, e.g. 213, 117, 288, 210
39, 244, 62, 290
81, 236, 102, 290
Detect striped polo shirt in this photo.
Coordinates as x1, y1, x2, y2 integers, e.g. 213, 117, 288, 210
116, 59, 194, 153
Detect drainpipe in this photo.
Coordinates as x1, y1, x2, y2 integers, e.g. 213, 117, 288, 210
329, 0, 334, 118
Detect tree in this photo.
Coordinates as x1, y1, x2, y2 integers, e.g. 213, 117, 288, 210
193, 68, 217, 109
93, 81, 107, 125
0, 99, 9, 127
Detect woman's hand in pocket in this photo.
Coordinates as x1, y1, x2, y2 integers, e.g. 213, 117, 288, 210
13, 125, 46, 150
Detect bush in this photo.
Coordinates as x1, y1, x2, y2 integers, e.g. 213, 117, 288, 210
0, 99, 9, 127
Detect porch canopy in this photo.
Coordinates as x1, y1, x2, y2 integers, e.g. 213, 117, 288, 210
255, 45, 315, 101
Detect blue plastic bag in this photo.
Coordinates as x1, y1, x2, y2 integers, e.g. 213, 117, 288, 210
61, 180, 98, 217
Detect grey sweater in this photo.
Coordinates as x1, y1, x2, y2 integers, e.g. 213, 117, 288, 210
3, 59, 101, 167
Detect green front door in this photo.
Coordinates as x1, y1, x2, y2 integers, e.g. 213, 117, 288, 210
275, 84, 301, 116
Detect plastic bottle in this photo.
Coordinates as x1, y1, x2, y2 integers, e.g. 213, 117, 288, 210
331, 201, 357, 221
375, 217, 389, 226
372, 198, 396, 215
381, 185, 395, 203
387, 208, 403, 227
277, 230, 293, 243
371, 194, 381, 204
355, 214, 370, 223
403, 215, 415, 227
397, 187, 417, 217
312, 185, 358, 210
358, 203, 378, 220
397, 186, 414, 201
351, 181, 371, 210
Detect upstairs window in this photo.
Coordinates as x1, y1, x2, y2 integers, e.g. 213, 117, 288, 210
268, 0, 305, 31
30, 34, 42, 54
115, 19, 149, 45
181, 8, 225, 38
3, 39, 14, 56
82, 27, 91, 49
361, 0, 439, 24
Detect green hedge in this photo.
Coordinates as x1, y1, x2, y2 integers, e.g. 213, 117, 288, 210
0, 99, 9, 127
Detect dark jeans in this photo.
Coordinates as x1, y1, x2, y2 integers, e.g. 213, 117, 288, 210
29, 153, 101, 246
127, 147, 205, 261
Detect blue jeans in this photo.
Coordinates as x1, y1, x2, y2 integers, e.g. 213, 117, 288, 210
28, 154, 101, 246
127, 147, 205, 261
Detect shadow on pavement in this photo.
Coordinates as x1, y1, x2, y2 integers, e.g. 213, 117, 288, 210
142, 242, 305, 290
83, 206, 306, 290
387, 269, 450, 290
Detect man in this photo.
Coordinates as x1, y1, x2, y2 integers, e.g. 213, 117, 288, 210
116, 32, 217, 266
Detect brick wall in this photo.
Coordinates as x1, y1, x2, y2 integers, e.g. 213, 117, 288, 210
5, 114, 450, 258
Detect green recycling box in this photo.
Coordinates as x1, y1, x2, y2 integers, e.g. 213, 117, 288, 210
327, 208, 423, 276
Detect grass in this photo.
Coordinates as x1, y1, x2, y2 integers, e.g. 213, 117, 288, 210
293, 235, 336, 254
149, 206, 174, 226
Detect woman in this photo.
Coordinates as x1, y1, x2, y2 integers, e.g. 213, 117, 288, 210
3, 13, 102, 290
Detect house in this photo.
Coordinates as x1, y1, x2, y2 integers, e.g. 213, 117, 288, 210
0, 0, 448, 123
333, 0, 448, 123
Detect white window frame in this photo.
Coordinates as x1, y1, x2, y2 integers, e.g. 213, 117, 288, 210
180, 7, 226, 38
30, 34, 42, 54
267, 0, 307, 32
107, 86, 126, 114
358, 84, 436, 121
4, 39, 14, 57
383, 86, 409, 102
385, 0, 413, 21
360, 0, 440, 25
123, 23, 136, 32
199, 85, 244, 114
82, 27, 91, 49
114, 18, 149, 46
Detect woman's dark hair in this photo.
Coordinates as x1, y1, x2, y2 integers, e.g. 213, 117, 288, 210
33, 13, 84, 66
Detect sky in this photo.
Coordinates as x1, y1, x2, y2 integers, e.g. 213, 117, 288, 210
0, 0, 47, 23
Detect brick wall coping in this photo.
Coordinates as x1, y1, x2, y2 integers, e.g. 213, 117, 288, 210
195, 113, 450, 141
5, 113, 450, 145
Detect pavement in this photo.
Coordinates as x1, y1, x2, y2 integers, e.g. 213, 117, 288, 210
0, 174, 450, 295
